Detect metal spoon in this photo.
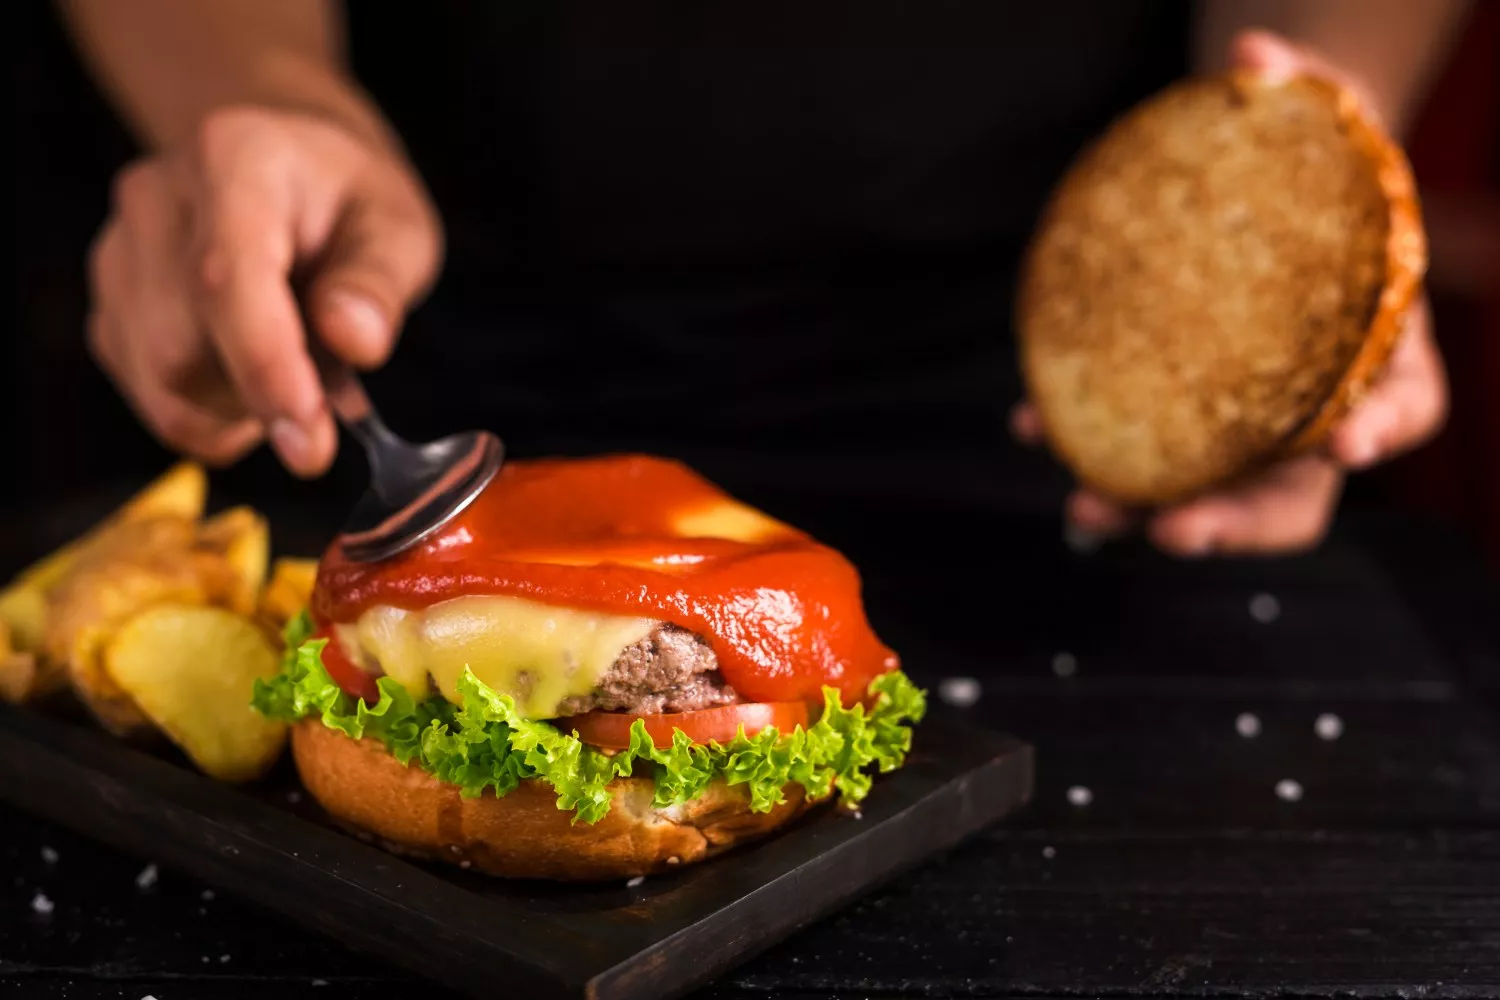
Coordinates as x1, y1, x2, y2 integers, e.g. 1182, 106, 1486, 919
323, 365, 503, 563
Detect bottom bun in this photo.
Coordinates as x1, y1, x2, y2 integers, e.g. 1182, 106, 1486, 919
290, 718, 812, 880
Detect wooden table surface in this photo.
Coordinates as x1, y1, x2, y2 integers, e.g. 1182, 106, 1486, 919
3, 493, 1498, 1000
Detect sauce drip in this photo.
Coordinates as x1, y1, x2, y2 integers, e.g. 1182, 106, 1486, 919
313, 455, 898, 704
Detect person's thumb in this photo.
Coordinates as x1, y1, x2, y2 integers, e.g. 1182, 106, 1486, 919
307, 195, 443, 369
1228, 29, 1384, 127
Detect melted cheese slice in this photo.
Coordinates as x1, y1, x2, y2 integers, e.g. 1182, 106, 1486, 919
337, 596, 656, 719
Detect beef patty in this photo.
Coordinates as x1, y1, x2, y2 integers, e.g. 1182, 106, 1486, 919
556, 625, 738, 717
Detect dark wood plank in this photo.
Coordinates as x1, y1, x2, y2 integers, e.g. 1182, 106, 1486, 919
0, 704, 1032, 1000
697, 828, 1500, 999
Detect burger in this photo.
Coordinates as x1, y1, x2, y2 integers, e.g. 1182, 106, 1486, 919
252, 454, 924, 880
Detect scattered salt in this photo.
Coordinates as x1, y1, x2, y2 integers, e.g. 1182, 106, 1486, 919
201, 889, 215, 901
134, 864, 158, 891
1050, 652, 1077, 678
1235, 712, 1261, 738
219, 954, 231, 963
31, 892, 54, 915
1275, 779, 1304, 802
1249, 593, 1281, 623
625, 876, 646, 888
40, 846, 59, 865
312, 980, 328, 987
1041, 846, 1056, 860
937, 676, 982, 708
458, 860, 472, 870
1066, 785, 1093, 807
1315, 713, 1344, 741
286, 790, 303, 805
201, 956, 210, 964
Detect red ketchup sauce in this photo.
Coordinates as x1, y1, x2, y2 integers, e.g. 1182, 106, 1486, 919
312, 455, 898, 704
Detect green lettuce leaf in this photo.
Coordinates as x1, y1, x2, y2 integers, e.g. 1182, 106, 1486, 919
252, 610, 926, 824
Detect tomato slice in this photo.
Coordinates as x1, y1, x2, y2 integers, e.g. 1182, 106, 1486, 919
562, 701, 809, 749
312, 627, 380, 704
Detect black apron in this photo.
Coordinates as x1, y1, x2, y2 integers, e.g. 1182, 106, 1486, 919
344, 1, 1193, 649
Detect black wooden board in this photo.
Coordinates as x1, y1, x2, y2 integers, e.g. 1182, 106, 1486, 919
0, 700, 1032, 1000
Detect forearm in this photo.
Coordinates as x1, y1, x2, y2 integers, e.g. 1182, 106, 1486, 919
57, 0, 393, 149
1194, 0, 1472, 136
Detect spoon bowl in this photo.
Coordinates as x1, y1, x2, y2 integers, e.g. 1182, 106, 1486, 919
324, 366, 504, 563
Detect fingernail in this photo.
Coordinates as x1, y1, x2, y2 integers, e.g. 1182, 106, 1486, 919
1155, 521, 1215, 558
269, 418, 313, 470
325, 290, 389, 352
1342, 434, 1379, 469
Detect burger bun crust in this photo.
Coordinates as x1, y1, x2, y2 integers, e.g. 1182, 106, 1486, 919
290, 718, 812, 880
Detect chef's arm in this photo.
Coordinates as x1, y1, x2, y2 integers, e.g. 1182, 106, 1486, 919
55, 0, 393, 149
1194, 0, 1472, 137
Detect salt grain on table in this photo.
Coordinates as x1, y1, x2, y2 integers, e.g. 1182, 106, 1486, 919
135, 864, 158, 891
937, 676, 982, 708
201, 889, 215, 901
1050, 652, 1077, 678
1249, 593, 1281, 623
1275, 779, 1304, 802
40, 846, 58, 865
1066, 785, 1093, 807
31, 892, 54, 915
1315, 713, 1344, 741
1235, 712, 1261, 738
626, 876, 646, 888
220, 954, 231, 963
1042, 846, 1056, 859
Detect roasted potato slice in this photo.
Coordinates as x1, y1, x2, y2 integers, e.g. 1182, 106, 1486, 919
0, 583, 47, 655
104, 604, 287, 781
197, 506, 270, 615
43, 518, 210, 735
8, 462, 207, 596
255, 558, 319, 635
0, 619, 40, 703
115, 461, 208, 526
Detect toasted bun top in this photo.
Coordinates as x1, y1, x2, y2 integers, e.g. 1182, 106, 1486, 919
1018, 72, 1425, 505
289, 719, 810, 880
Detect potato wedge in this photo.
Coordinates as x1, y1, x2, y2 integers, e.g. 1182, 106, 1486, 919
9, 462, 207, 595
43, 520, 210, 736
115, 461, 208, 528
0, 582, 47, 654
198, 506, 270, 615
255, 558, 319, 635
0, 620, 36, 703
104, 604, 287, 781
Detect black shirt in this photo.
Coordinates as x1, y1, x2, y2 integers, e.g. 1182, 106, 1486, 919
341, 1, 1192, 629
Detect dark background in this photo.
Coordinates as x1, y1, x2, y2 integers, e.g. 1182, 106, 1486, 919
6, 3, 1500, 998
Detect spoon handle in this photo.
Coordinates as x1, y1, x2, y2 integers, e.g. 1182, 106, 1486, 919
322, 365, 406, 479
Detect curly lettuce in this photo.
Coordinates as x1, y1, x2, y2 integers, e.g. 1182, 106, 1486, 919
252, 611, 926, 824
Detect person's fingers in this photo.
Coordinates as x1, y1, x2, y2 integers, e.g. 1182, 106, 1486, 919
1327, 299, 1449, 469
305, 187, 443, 369
1228, 30, 1383, 125
1009, 401, 1044, 445
190, 120, 335, 476
1067, 490, 1136, 536
1147, 455, 1343, 557
85, 219, 131, 382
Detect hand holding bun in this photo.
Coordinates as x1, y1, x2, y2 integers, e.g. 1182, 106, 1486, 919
1013, 30, 1448, 557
